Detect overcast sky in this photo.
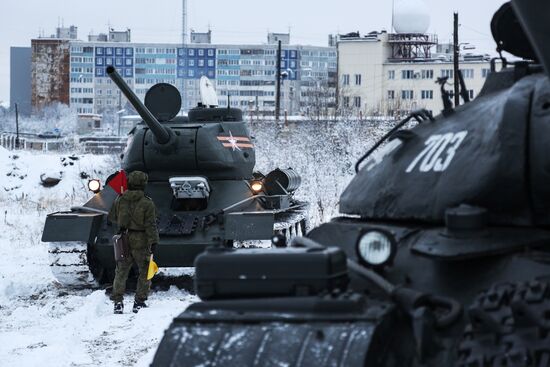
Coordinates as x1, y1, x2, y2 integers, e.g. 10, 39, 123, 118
0, 0, 508, 106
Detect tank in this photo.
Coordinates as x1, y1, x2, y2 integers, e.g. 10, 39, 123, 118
41, 66, 308, 287
150, 2, 550, 366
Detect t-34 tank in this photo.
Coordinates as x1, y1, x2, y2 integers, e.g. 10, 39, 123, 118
41, 66, 307, 286
151, 2, 550, 366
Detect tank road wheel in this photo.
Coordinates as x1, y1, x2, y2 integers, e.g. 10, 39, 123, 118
456, 281, 550, 367
47, 241, 98, 288
235, 214, 308, 249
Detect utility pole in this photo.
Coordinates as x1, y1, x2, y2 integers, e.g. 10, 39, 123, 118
182, 0, 187, 46
275, 40, 282, 122
181, 0, 188, 113
453, 12, 460, 107
15, 103, 20, 149
117, 92, 122, 136
255, 95, 259, 122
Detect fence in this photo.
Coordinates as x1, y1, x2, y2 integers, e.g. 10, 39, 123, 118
0, 133, 127, 154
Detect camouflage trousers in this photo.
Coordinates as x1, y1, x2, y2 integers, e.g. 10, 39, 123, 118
111, 233, 152, 303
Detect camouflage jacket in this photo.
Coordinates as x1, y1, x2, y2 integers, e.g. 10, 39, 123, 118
109, 190, 160, 245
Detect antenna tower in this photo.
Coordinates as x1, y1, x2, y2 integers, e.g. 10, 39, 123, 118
182, 0, 188, 45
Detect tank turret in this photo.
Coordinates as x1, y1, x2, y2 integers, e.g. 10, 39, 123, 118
105, 67, 255, 181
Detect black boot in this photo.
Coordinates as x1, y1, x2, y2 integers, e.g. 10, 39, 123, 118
114, 301, 124, 314
133, 300, 147, 313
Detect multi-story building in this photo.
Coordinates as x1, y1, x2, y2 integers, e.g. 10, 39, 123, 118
337, 32, 494, 117
31, 28, 337, 117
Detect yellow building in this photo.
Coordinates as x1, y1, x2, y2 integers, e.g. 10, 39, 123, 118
337, 31, 493, 117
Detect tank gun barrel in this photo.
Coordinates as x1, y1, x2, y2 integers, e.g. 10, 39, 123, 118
106, 66, 171, 144
512, 0, 550, 76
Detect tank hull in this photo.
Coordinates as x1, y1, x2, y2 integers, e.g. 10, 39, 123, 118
42, 178, 307, 285
152, 297, 414, 367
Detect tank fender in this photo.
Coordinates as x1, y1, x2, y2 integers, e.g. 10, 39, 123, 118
151, 296, 416, 367
41, 171, 125, 243
41, 212, 103, 243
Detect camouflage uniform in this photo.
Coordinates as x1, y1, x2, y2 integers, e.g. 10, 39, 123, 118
109, 171, 159, 303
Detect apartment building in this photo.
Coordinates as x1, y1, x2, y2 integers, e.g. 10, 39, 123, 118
31, 28, 337, 117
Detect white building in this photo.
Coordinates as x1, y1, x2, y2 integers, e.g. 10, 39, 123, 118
337, 0, 494, 117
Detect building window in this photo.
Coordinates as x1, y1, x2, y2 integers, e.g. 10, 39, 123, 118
388, 70, 395, 80
188, 59, 195, 67
188, 70, 195, 77
342, 74, 350, 86
388, 90, 395, 99
421, 90, 433, 99
188, 49, 195, 56
354, 96, 361, 108
198, 59, 204, 67
441, 69, 454, 79
421, 69, 434, 79
401, 90, 414, 99
355, 74, 362, 85
343, 96, 350, 108
198, 49, 204, 56
460, 69, 474, 79
402, 70, 415, 79
207, 59, 214, 67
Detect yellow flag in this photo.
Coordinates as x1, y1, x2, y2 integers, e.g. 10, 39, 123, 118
147, 254, 159, 280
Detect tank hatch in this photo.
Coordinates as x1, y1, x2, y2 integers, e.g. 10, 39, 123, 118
144, 83, 182, 122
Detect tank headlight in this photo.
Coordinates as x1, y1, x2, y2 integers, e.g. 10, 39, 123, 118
88, 179, 101, 193
250, 181, 263, 193
356, 230, 396, 267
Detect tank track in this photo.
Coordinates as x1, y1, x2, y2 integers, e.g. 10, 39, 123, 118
47, 241, 98, 288
456, 280, 550, 367
274, 210, 309, 243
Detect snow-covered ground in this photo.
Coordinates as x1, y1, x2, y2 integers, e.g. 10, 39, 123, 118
0, 147, 198, 366
0, 120, 389, 366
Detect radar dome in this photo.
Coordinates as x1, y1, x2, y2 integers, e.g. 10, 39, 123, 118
393, 0, 431, 34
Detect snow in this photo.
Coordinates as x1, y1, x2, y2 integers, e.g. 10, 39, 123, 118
0, 119, 390, 366
0, 148, 199, 366
0, 287, 196, 366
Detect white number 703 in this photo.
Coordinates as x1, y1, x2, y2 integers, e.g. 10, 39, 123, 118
406, 131, 468, 173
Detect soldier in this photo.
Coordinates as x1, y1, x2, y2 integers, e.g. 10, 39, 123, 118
109, 170, 159, 314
